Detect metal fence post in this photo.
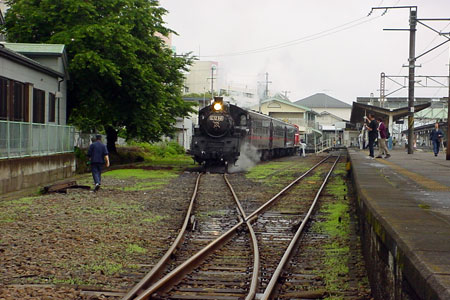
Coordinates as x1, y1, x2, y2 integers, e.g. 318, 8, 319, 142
29, 123, 32, 156
19, 123, 22, 156
47, 124, 50, 155
7, 121, 10, 158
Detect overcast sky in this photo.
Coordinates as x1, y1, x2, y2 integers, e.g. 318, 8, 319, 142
159, 0, 450, 104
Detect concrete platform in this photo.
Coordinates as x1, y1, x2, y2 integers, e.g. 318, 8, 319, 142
348, 148, 450, 300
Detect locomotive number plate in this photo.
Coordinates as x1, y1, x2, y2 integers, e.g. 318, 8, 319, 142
209, 115, 224, 121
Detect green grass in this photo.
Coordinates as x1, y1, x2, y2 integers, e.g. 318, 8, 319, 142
126, 244, 147, 254
103, 168, 179, 191
246, 162, 292, 180
142, 214, 166, 223
312, 163, 354, 298
5, 196, 36, 206
86, 261, 123, 275
51, 277, 96, 286
120, 141, 195, 169
0, 212, 15, 223
104, 169, 177, 180
418, 203, 431, 210
122, 180, 168, 191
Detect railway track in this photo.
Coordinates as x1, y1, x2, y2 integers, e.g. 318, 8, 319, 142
121, 154, 342, 300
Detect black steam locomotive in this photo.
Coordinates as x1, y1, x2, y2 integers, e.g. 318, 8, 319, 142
190, 97, 299, 167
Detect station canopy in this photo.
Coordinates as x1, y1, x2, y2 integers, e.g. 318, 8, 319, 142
350, 102, 431, 126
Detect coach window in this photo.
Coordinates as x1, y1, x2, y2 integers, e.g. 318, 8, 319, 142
13, 81, 25, 121
49, 93, 56, 123
33, 88, 45, 123
240, 115, 247, 126
0, 77, 7, 120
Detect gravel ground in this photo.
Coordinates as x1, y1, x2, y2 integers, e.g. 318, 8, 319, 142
0, 168, 198, 300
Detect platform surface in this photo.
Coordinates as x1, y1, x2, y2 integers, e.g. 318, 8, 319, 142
348, 148, 450, 299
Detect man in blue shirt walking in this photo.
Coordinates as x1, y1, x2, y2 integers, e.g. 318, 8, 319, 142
87, 135, 110, 191
429, 122, 444, 157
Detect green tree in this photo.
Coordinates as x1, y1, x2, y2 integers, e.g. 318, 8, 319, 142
2, 0, 195, 152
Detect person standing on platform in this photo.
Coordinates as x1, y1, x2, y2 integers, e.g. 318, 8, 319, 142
376, 118, 390, 159
87, 134, 110, 191
364, 114, 377, 159
429, 122, 444, 157
299, 139, 306, 157
358, 131, 363, 150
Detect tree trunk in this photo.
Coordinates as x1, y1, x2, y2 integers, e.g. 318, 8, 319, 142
105, 126, 118, 153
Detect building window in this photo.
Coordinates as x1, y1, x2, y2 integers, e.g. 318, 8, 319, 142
0, 77, 7, 120
13, 81, 25, 121
49, 93, 56, 122
33, 88, 45, 123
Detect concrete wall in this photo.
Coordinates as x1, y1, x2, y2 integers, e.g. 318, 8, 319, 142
0, 153, 76, 194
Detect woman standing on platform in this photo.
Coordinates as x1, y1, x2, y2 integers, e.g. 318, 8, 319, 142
376, 118, 390, 159
430, 122, 444, 157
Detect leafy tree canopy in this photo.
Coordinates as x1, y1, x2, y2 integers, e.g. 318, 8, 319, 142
3, 0, 195, 149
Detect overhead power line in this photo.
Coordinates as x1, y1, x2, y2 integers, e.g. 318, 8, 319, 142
201, 15, 381, 57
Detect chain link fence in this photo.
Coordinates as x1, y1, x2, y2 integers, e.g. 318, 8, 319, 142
0, 120, 75, 159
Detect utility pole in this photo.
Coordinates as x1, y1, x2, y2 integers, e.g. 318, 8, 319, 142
370, 6, 418, 154
208, 65, 217, 98
447, 54, 450, 160
371, 6, 450, 155
264, 72, 272, 99
379, 72, 386, 108
282, 90, 291, 98
258, 72, 272, 113
407, 7, 417, 154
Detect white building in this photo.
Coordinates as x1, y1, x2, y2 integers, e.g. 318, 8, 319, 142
0, 43, 72, 159
2, 43, 70, 124
184, 60, 218, 95
294, 93, 352, 121
0, 42, 74, 194
295, 93, 355, 146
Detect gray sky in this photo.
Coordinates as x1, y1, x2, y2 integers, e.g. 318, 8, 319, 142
159, 0, 450, 104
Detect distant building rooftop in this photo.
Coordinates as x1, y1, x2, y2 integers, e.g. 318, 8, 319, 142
1, 42, 66, 55
1, 42, 69, 79
261, 93, 315, 112
0, 44, 64, 78
295, 93, 352, 109
357, 97, 446, 109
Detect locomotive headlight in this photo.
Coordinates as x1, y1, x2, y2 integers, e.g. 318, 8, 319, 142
211, 96, 224, 112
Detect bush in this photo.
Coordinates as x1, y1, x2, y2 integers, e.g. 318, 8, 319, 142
74, 146, 89, 173
129, 141, 186, 158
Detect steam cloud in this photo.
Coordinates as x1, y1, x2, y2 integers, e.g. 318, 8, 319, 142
228, 143, 261, 173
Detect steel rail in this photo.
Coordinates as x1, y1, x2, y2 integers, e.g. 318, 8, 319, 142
134, 221, 245, 300
224, 174, 259, 300
245, 155, 331, 221
131, 156, 331, 300
121, 173, 202, 300
261, 155, 341, 300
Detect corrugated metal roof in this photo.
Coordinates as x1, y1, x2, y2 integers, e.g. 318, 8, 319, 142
295, 93, 352, 108
1, 42, 65, 54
